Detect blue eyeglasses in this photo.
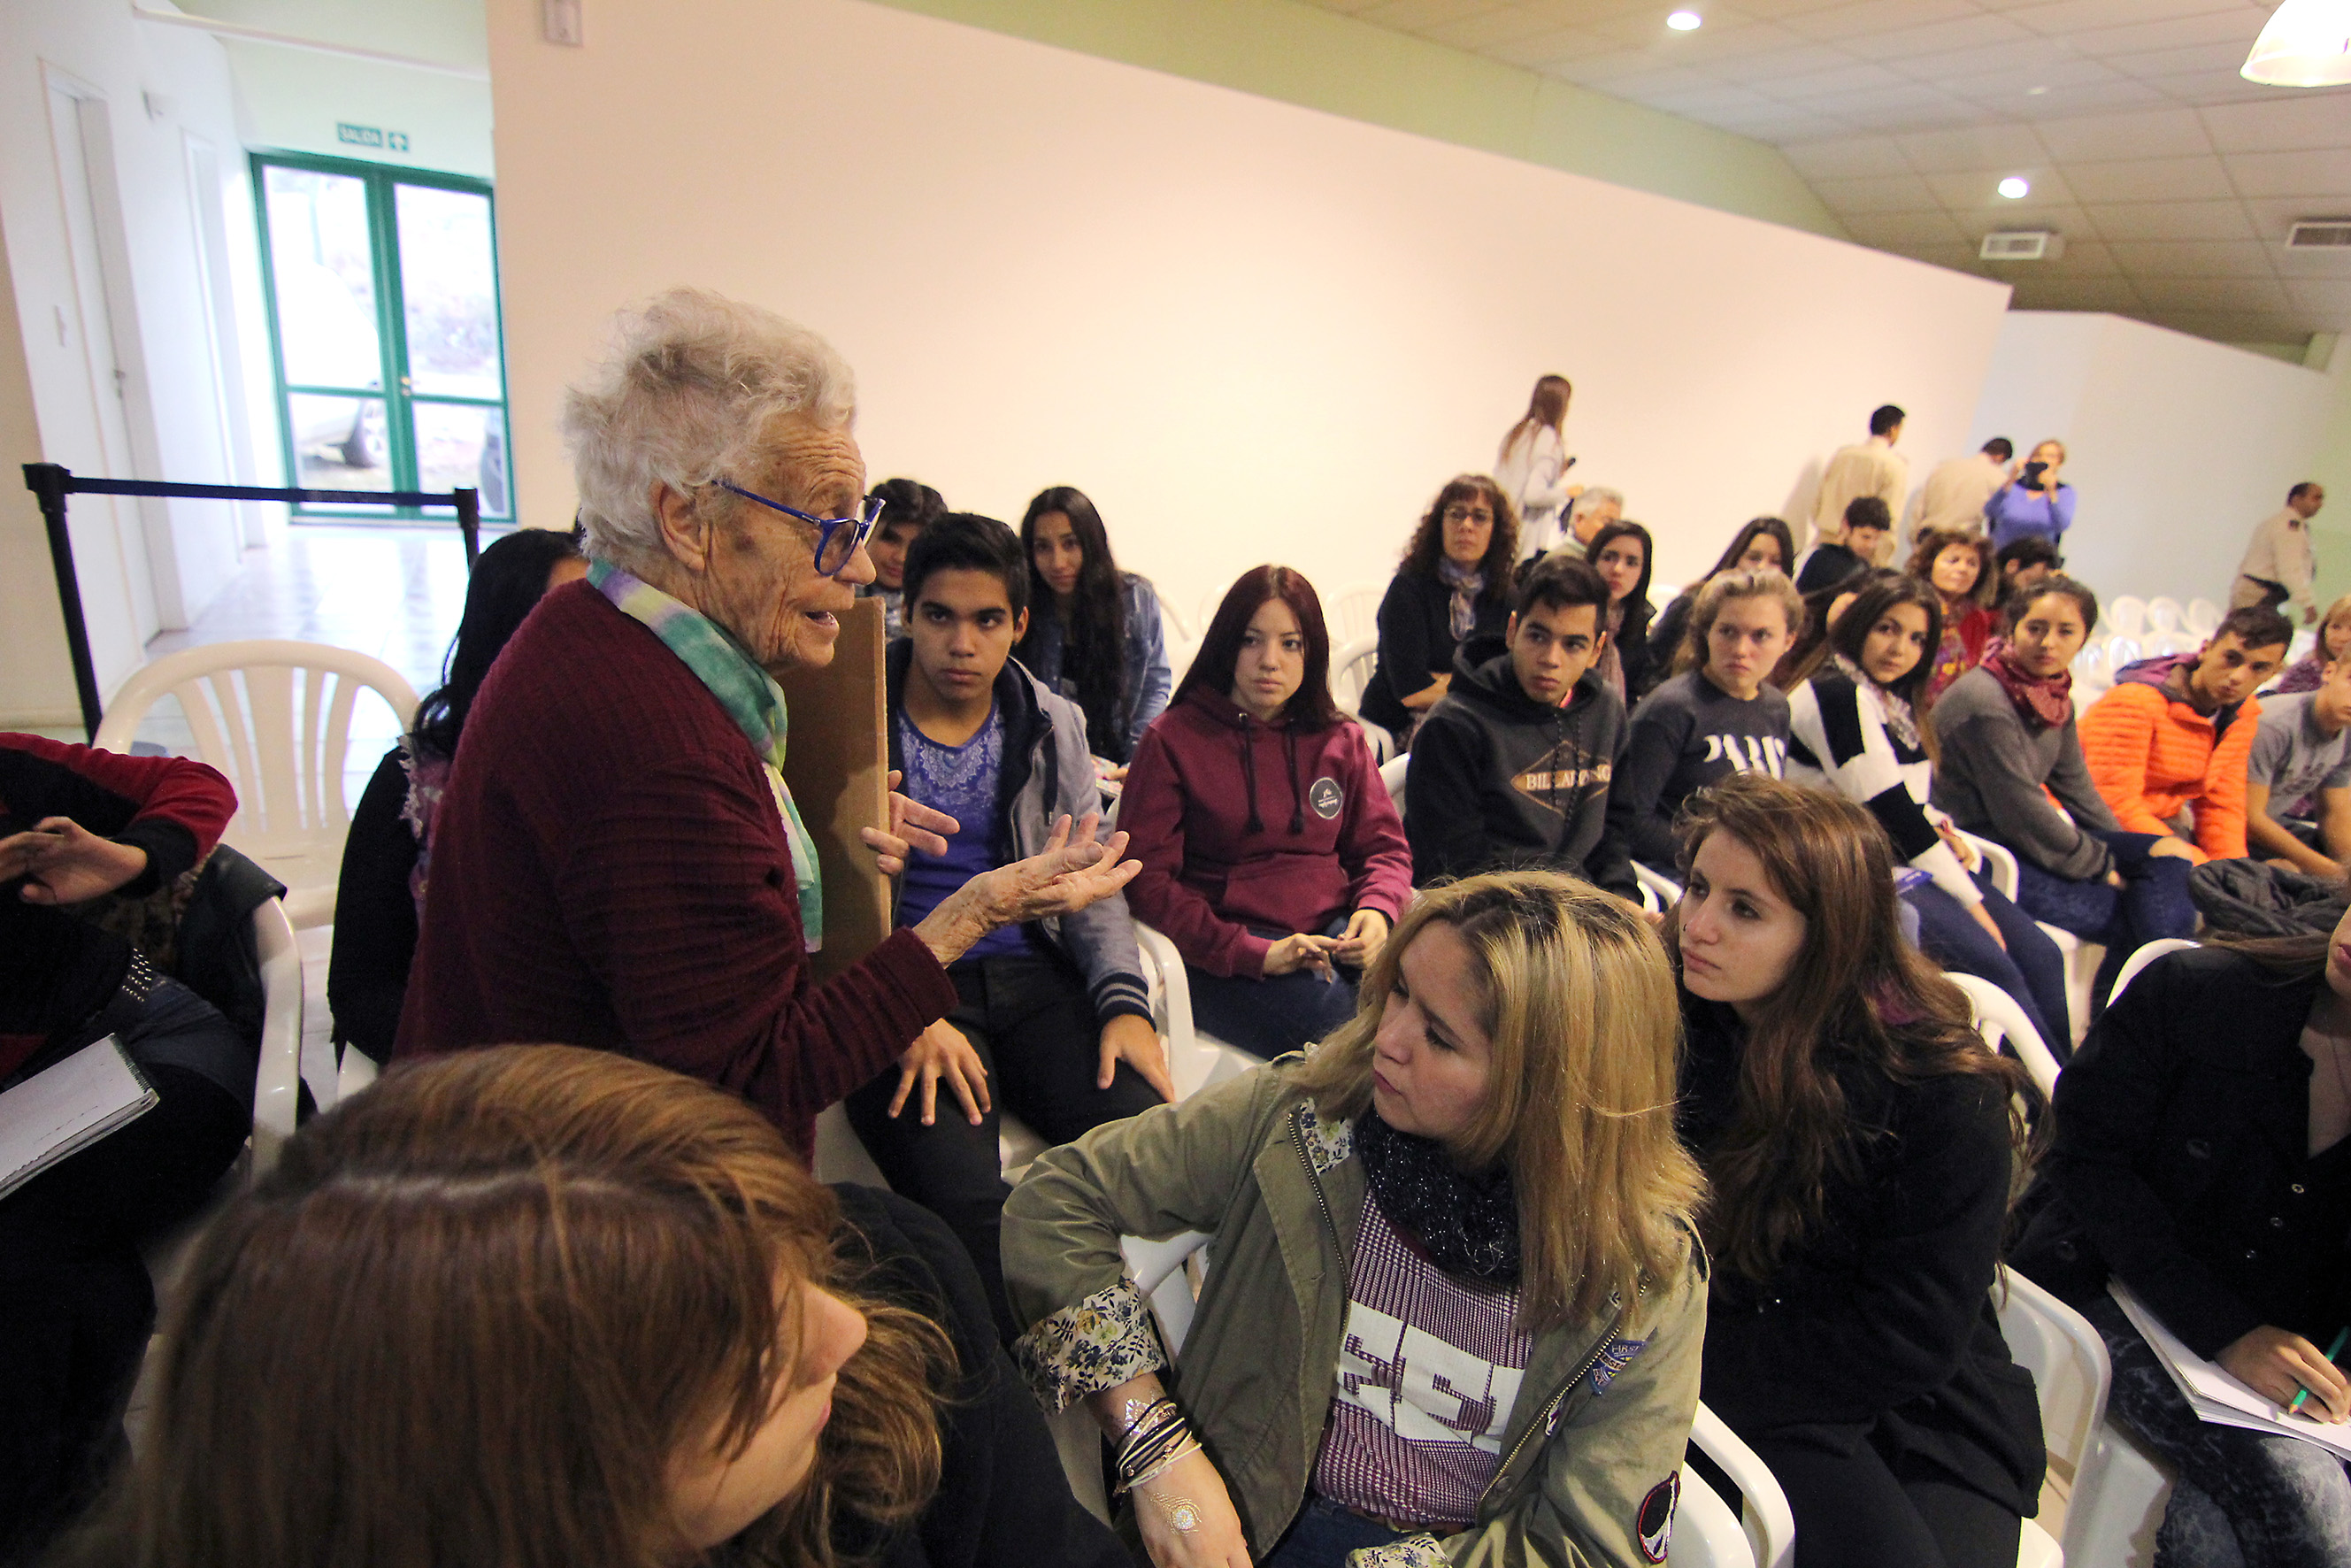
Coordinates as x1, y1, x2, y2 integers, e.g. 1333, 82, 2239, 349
712, 480, 884, 577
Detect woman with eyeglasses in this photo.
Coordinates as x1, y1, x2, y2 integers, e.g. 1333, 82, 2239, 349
394, 288, 1141, 1156
1359, 477, 1518, 745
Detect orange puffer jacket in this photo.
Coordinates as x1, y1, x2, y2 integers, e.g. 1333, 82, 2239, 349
2078, 660, 2259, 864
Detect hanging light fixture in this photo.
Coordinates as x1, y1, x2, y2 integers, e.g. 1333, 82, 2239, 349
2242, 0, 2351, 86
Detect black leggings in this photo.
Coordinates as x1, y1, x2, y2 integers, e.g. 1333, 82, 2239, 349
0, 981, 252, 1564
1743, 1426, 2024, 1568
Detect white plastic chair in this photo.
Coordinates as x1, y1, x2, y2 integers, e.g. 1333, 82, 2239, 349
1956, 832, 2097, 1047
1379, 753, 1408, 809
2185, 598, 2220, 638
250, 896, 305, 1175
1996, 1268, 2113, 1568
1689, 1403, 1795, 1568
2145, 597, 2183, 635
1333, 582, 1383, 645
1948, 972, 2062, 1102
1332, 634, 1379, 717
2106, 938, 2199, 1005
1197, 587, 1227, 644
2071, 641, 2111, 696
93, 641, 421, 929
2147, 630, 2197, 658
2107, 596, 2147, 639
1673, 1463, 1756, 1567
1633, 860, 1684, 908
2104, 634, 2142, 672
1156, 588, 1194, 647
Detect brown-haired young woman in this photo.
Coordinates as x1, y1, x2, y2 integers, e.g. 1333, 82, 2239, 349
1359, 477, 1519, 739
1495, 375, 1574, 561
1906, 527, 1999, 707
1668, 774, 2044, 1568
1119, 565, 1412, 1061
64, 1046, 1126, 1568
1005, 871, 1708, 1568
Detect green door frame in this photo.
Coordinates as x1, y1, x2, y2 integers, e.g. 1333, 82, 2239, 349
250, 150, 513, 522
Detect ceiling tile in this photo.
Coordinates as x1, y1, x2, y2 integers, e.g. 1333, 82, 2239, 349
1748, 59, 1916, 97
1633, 84, 1795, 119
1808, 171, 1947, 212
2063, 154, 2237, 204
1996, 80, 2177, 117
1418, 7, 1587, 50
1925, 165, 2078, 208
2100, 42, 2263, 82
2029, 105, 2214, 160
1782, 133, 1916, 177
2104, 239, 2278, 276
1496, 1, 1659, 22
2200, 94, 2351, 155
2003, 277, 2145, 311
2153, 72, 2321, 109
1487, 26, 1626, 66
2132, 275, 2293, 312
1583, 12, 1802, 55
1351, 0, 1506, 28
2135, 310, 2325, 342
2005, 235, 2125, 277
2226, 149, 2351, 200
1582, 65, 1735, 97
1885, 240, 1994, 275
1783, 0, 1984, 42
1839, 208, 1971, 244
1892, 122, 2051, 173
2273, 244, 2351, 281
2000, 0, 2231, 35
1927, 57, 2125, 96
1839, 14, 2036, 63
1956, 202, 2094, 240
2064, 12, 2268, 61
1709, 42, 1863, 80
1708, 107, 1866, 139
2285, 280, 2351, 316
1543, 49, 1670, 81
1885, 35, 2078, 80
2080, 199, 2255, 241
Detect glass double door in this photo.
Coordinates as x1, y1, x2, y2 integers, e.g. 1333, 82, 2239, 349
255, 155, 511, 519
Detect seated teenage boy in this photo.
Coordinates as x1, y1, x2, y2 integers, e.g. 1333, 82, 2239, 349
845, 512, 1173, 1338
2078, 605, 2293, 865
1794, 496, 1891, 595
1403, 556, 1637, 898
2246, 648, 2351, 878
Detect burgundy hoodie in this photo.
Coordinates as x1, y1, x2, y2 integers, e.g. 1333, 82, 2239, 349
1118, 689, 1412, 979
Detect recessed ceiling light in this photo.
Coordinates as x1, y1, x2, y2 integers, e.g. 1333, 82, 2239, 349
1998, 176, 2031, 199
1666, 10, 1703, 30
2025, 85, 2049, 96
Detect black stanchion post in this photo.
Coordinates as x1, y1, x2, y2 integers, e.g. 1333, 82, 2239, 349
24, 463, 104, 740
452, 487, 480, 566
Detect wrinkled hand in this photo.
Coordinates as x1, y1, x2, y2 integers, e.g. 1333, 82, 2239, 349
2147, 837, 2199, 862
1098, 1012, 1175, 1102
887, 1019, 990, 1126
2218, 1325, 2350, 1422
1132, 1448, 1253, 1568
859, 769, 957, 877
1332, 908, 1389, 970
1261, 933, 1337, 980
0, 819, 148, 905
976, 814, 1139, 926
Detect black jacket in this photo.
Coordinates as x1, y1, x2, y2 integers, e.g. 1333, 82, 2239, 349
1679, 1000, 2045, 1516
2010, 947, 2351, 1357
1359, 567, 1510, 734
328, 746, 420, 1065
1402, 650, 1633, 897
830, 1184, 1129, 1568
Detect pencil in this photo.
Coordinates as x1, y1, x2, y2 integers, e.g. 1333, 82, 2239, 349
2286, 1326, 2349, 1415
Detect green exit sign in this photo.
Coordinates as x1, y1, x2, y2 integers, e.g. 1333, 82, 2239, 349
335, 122, 411, 152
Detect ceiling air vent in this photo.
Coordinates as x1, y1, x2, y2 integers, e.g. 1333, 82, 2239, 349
1981, 231, 2060, 261
2286, 219, 2351, 249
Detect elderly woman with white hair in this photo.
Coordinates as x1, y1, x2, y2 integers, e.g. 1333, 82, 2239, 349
396, 288, 1137, 1158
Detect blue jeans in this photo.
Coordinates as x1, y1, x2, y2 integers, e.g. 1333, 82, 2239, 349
2009, 832, 2198, 1019
1262, 1495, 1414, 1568
2081, 1294, 2351, 1568
1187, 920, 1363, 1061
1908, 873, 2071, 1060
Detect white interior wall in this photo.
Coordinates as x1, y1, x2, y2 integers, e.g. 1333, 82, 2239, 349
486, 0, 2013, 619
1969, 314, 2347, 613
0, 0, 273, 727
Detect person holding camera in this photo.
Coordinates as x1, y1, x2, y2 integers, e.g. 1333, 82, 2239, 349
1985, 440, 2077, 554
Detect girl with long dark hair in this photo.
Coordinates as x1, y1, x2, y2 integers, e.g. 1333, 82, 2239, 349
327, 527, 587, 1064
1359, 478, 1518, 742
1647, 517, 1795, 699
2013, 926, 2351, 1565
1787, 575, 2071, 1053
1584, 518, 1658, 703
1495, 374, 1574, 560
1118, 565, 1412, 1060
1671, 774, 2045, 1568
1015, 486, 1172, 769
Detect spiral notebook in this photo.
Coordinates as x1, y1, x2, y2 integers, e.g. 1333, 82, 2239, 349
2112, 1281, 2351, 1459
0, 1036, 158, 1202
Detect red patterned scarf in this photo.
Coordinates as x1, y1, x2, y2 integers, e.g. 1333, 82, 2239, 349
1979, 637, 2073, 730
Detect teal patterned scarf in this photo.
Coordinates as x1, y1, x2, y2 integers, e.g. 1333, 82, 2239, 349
590, 560, 823, 949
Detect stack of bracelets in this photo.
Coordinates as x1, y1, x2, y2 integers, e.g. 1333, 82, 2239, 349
1115, 1395, 1202, 1501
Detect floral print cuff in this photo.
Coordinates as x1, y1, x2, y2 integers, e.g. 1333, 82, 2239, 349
1011, 1279, 1169, 1412
1348, 1533, 1448, 1568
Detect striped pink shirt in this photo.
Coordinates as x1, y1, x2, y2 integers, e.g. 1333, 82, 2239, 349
1313, 1196, 1533, 1529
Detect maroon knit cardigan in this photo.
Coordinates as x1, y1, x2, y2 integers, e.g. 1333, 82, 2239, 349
395, 580, 956, 1157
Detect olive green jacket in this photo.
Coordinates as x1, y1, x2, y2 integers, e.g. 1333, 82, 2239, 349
1003, 1060, 1708, 1568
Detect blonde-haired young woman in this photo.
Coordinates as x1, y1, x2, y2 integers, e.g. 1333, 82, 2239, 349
1003, 872, 1708, 1568
65, 1046, 1126, 1568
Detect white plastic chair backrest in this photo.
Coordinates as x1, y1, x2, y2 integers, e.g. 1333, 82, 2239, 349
1994, 1267, 2111, 1482
2185, 598, 2221, 637
1670, 1464, 1756, 1568
1956, 831, 2018, 900
93, 640, 419, 860
1689, 1403, 1794, 1568
1156, 589, 1194, 646
1334, 583, 1383, 645
2104, 635, 2141, 670
2071, 640, 2111, 690
2145, 597, 2183, 634
249, 897, 304, 1177
2106, 939, 2199, 1006
1632, 860, 1684, 907
2107, 596, 2147, 638
336, 1046, 380, 1104
1332, 634, 1379, 716
1948, 972, 2062, 1101
1379, 753, 1408, 807
2147, 630, 2197, 658
1123, 1229, 1211, 1355
2286, 627, 2318, 666
1197, 587, 1227, 642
